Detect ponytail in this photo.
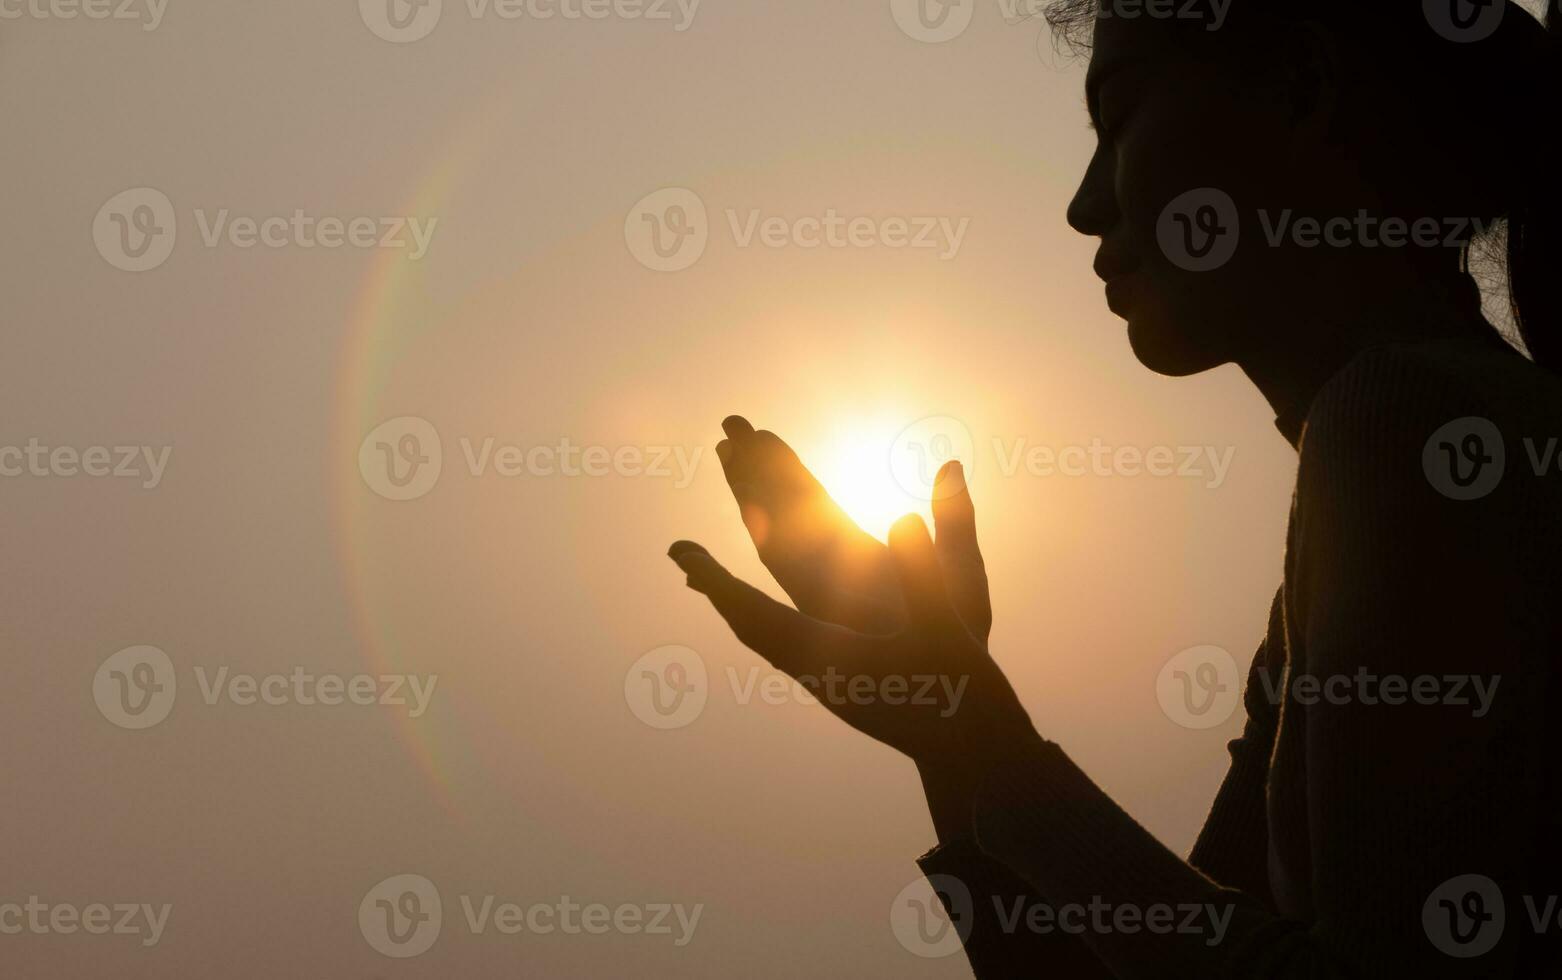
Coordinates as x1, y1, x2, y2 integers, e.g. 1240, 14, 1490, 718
1506, 0, 1562, 369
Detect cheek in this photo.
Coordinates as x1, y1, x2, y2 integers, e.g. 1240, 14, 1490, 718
1114, 87, 1280, 253
1113, 93, 1287, 369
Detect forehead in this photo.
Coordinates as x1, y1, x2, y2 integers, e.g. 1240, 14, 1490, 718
1083, 13, 1182, 98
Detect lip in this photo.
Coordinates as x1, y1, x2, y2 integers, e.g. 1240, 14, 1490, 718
1104, 272, 1137, 315
1092, 250, 1141, 284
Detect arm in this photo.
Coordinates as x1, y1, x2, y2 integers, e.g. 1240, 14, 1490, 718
918, 755, 1116, 979
918, 586, 1283, 980
687, 418, 1114, 976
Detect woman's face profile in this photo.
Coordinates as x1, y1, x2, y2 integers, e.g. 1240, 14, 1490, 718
1070, 15, 1323, 377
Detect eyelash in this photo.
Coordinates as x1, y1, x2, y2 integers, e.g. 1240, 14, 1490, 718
1093, 105, 1132, 142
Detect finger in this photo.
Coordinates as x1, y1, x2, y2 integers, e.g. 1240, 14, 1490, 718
744, 430, 820, 493
716, 418, 819, 499
887, 515, 963, 638
716, 434, 772, 546
738, 431, 880, 604
667, 540, 855, 677
715, 417, 760, 490
714, 439, 752, 500
717, 425, 852, 553
931, 461, 978, 553
709, 423, 899, 631
931, 461, 992, 640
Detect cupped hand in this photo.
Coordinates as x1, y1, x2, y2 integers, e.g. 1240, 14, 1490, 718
713, 416, 992, 642
669, 458, 1026, 771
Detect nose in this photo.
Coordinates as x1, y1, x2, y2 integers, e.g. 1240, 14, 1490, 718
1067, 142, 1118, 238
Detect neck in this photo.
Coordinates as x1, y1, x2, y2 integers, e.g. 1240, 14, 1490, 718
1235, 262, 1494, 446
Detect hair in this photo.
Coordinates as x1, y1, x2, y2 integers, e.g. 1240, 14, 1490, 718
1044, 0, 1562, 370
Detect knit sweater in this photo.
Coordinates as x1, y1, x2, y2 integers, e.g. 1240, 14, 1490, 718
918, 334, 1562, 978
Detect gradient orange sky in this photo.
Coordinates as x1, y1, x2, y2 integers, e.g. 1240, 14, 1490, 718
1, 3, 1311, 976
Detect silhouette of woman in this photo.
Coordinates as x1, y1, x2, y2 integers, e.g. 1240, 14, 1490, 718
669, 2, 1562, 975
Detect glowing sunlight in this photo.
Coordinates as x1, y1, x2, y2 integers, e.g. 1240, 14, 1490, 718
808, 417, 933, 542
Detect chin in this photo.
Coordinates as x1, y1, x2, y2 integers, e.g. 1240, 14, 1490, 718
1125, 309, 1227, 378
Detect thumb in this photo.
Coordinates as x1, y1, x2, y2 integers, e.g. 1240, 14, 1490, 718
667, 540, 848, 679
931, 461, 992, 641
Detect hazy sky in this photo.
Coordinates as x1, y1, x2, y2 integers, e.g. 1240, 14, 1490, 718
2, 2, 1308, 975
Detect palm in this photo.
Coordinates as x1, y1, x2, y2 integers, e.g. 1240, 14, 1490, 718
713, 417, 991, 642
674, 417, 1016, 764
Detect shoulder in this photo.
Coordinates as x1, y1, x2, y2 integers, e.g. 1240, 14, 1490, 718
1287, 336, 1562, 595
1297, 335, 1562, 499
1283, 337, 1562, 691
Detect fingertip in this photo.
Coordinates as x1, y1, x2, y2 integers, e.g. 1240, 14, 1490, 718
715, 439, 732, 465
669, 546, 725, 595
888, 512, 932, 549
721, 416, 755, 439
935, 460, 967, 495
667, 540, 711, 561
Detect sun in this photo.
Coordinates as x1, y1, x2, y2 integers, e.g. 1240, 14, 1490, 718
808, 417, 930, 542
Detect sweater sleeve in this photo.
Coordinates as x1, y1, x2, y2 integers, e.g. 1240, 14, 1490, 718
1187, 588, 1286, 907
909, 599, 1281, 980
964, 346, 1559, 978
916, 836, 1115, 978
